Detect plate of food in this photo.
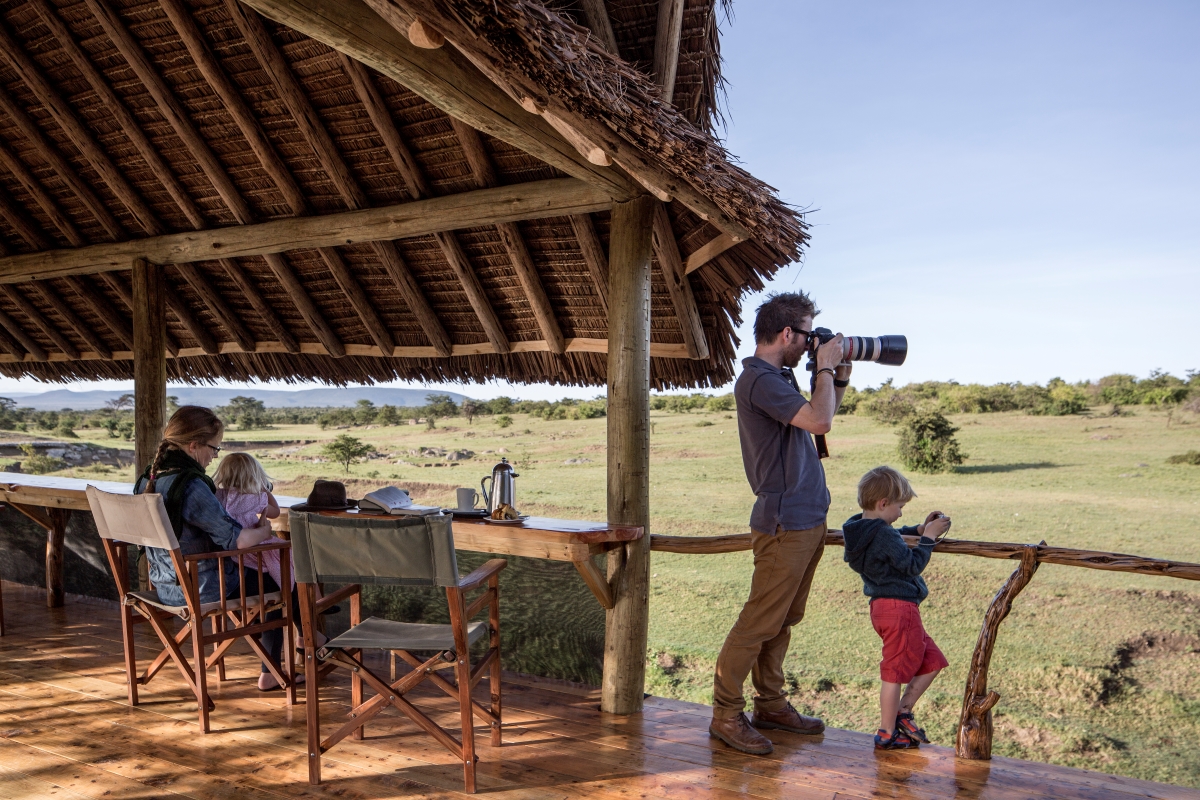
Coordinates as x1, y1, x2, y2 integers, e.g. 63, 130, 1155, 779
482, 504, 528, 524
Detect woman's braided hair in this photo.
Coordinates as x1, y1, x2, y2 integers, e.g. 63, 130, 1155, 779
149, 405, 224, 479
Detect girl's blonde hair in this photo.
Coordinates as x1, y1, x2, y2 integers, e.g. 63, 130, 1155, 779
212, 452, 273, 494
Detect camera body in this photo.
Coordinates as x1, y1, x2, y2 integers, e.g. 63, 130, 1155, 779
806, 327, 908, 367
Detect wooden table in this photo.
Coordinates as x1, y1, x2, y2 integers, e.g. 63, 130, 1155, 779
0, 473, 640, 612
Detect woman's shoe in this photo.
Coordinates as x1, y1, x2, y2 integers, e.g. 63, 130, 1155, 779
896, 711, 930, 743
874, 728, 919, 750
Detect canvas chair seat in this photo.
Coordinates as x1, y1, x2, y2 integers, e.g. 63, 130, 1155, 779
126, 589, 283, 619
325, 616, 488, 653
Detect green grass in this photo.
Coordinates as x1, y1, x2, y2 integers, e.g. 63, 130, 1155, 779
37, 405, 1200, 785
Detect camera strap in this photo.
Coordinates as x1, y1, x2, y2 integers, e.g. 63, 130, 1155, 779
785, 365, 830, 460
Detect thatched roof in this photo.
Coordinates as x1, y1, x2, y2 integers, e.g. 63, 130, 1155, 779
0, 0, 805, 390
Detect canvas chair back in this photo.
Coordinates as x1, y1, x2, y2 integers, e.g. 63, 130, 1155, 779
87, 485, 179, 550
289, 512, 459, 586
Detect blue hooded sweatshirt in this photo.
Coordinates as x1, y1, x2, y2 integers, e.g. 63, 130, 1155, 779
842, 513, 936, 604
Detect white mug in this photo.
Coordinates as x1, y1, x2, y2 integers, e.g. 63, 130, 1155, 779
456, 487, 480, 510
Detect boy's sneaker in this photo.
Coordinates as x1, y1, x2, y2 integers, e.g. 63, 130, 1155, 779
896, 712, 930, 744
874, 728, 919, 750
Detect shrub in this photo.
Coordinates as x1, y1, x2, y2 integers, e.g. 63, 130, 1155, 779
19, 444, 64, 475
705, 394, 735, 413
836, 386, 861, 415
495, 414, 513, 428
1166, 451, 1200, 465
321, 435, 374, 473
860, 391, 917, 424
573, 399, 607, 419
1032, 381, 1088, 416
55, 422, 78, 439
897, 411, 965, 473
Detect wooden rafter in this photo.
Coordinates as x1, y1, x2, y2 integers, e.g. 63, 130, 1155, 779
434, 232, 509, 353
159, 0, 307, 216
99, 272, 180, 357
0, 186, 51, 250
240, 0, 635, 201
163, 280, 219, 355
652, 203, 708, 361
0, 284, 80, 359
0, 304, 48, 361
338, 54, 452, 356
0, 179, 606, 281
260, 253, 345, 358
315, 246, 396, 355
29, 0, 205, 229
450, 119, 564, 354
652, 0, 686, 105
569, 214, 609, 314
0, 84, 122, 239
31, 280, 113, 360
0, 22, 160, 236
218, 258, 299, 354
173, 264, 257, 353
0, 138, 82, 247
685, 231, 738, 274
578, 0, 619, 55
69, 276, 133, 350
0, 319, 26, 358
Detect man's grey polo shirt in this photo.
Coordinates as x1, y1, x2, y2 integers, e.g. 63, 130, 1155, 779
734, 356, 830, 534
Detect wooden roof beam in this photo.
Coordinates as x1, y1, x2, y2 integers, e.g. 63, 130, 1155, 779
0, 285, 80, 359
338, 54, 451, 356
218, 258, 299, 354
240, 0, 635, 201
0, 321, 27, 359
0, 178, 609, 281
569, 214, 609, 315
0, 305, 48, 361
0, 186, 52, 251
578, 0, 619, 55
163, 280, 220, 355
69, 275, 133, 350
173, 264, 257, 353
685, 231, 739, 274
0, 139, 82, 247
261, 252, 345, 357
29, 0, 206, 229
31, 281, 113, 359
0, 23, 160, 236
316, 246, 395, 355
451, 119, 564, 354
652, 203, 708, 361
0, 84, 121, 239
159, 0, 306, 216
653, 0, 685, 105
434, 232, 509, 353
99, 272, 179, 357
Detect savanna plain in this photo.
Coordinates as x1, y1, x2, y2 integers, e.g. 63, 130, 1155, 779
52, 404, 1200, 787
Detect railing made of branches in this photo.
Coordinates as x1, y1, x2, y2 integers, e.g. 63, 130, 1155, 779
649, 531, 1200, 760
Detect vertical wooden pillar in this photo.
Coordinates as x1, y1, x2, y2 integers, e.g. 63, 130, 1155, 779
45, 508, 70, 608
602, 195, 655, 715
131, 257, 167, 478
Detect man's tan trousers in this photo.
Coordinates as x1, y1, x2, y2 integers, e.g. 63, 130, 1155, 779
712, 521, 827, 719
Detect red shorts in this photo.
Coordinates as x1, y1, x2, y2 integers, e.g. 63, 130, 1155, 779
870, 598, 949, 684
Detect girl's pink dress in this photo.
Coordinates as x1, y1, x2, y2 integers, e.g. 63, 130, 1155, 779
217, 488, 293, 589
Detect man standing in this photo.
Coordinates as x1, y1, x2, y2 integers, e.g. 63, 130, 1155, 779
709, 291, 852, 754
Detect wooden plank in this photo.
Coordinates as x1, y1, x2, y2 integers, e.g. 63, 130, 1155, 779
158, 0, 307, 216
569, 214, 609, 314
0, 137, 83, 246
573, 557, 613, 609
652, 0, 686, 104
0, 24, 161, 236
239, 0, 635, 201
30, 280, 112, 359
0, 178, 612, 282
29, 0, 206, 229
0, 84, 122, 239
0, 284, 80, 359
602, 194, 655, 715
132, 257, 166, 480
434, 231, 510, 353
685, 231, 739, 274
652, 203, 708, 360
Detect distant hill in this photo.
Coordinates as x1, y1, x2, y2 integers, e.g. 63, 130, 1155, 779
1, 387, 469, 411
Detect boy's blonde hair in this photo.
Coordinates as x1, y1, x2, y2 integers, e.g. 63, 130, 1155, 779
212, 452, 273, 494
857, 466, 916, 510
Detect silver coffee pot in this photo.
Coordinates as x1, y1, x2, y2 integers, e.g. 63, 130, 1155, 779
480, 457, 519, 515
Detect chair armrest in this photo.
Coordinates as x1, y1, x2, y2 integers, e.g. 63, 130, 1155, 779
457, 558, 507, 591
183, 540, 290, 562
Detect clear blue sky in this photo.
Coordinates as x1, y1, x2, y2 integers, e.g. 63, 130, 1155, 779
1, 1, 1195, 400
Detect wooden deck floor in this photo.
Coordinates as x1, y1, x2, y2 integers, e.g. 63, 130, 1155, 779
0, 581, 1196, 800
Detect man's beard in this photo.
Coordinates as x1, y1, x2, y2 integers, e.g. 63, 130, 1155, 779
781, 341, 806, 369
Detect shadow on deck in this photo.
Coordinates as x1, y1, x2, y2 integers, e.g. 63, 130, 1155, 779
0, 580, 1196, 800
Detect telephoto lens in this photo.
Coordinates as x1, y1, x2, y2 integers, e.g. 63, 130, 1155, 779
810, 328, 908, 366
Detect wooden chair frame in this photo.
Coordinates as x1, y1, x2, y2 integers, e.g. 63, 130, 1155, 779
88, 488, 295, 732
298, 558, 506, 793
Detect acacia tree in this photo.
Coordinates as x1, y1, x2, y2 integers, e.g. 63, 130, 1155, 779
321, 435, 374, 473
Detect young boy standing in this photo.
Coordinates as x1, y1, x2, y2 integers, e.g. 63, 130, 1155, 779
843, 466, 952, 749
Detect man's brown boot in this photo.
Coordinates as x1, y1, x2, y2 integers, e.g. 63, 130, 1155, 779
752, 702, 825, 735
709, 712, 774, 755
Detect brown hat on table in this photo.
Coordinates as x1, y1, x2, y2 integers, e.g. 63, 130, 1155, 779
289, 479, 358, 512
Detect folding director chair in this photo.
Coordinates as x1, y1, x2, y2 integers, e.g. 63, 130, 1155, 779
87, 486, 296, 731
290, 512, 506, 793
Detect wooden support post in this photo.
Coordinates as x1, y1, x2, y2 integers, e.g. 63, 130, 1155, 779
45, 507, 70, 608
957, 542, 1043, 760
131, 258, 167, 480
601, 195, 654, 715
